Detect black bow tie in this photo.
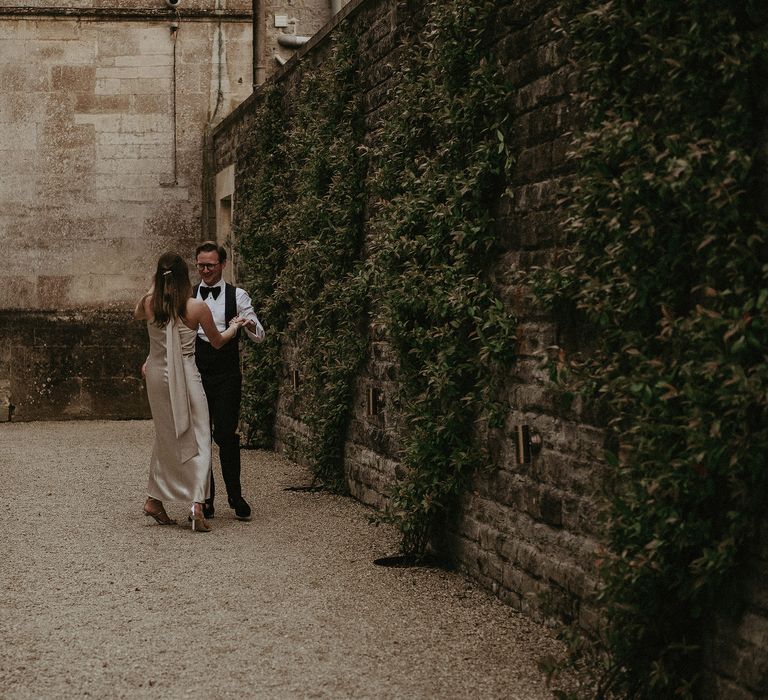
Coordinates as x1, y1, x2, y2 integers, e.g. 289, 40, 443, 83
200, 286, 220, 300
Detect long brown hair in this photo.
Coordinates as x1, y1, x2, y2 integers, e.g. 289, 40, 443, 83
151, 252, 192, 327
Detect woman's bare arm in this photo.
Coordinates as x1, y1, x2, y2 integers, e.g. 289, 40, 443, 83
185, 299, 242, 349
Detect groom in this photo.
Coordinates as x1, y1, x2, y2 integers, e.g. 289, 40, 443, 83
194, 241, 265, 520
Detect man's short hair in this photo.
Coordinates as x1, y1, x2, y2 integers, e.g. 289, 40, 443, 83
195, 240, 227, 263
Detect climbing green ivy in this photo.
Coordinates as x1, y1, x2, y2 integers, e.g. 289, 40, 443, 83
235, 4, 768, 694
237, 83, 291, 449
237, 0, 515, 544
367, 0, 517, 555
237, 35, 367, 490
537, 2, 768, 697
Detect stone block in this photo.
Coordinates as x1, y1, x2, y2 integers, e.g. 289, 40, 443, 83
506, 384, 553, 415
36, 276, 74, 308
498, 0, 552, 26
515, 142, 554, 184
551, 133, 573, 171
535, 39, 569, 73
546, 559, 588, 598
501, 561, 541, 600
733, 639, 768, 694
477, 523, 503, 554
94, 27, 140, 59
699, 673, 757, 700
456, 514, 481, 544
704, 615, 743, 677
27, 19, 80, 42
739, 613, 768, 650
1, 64, 50, 92
538, 487, 563, 527
74, 93, 131, 114
514, 320, 556, 357
498, 28, 533, 63
744, 575, 768, 615
476, 549, 505, 583
28, 39, 96, 65
82, 376, 149, 419
132, 94, 168, 114
0, 38, 26, 64
496, 586, 523, 611
504, 52, 538, 87
577, 602, 603, 634
0, 122, 37, 151
51, 65, 96, 91
12, 376, 82, 421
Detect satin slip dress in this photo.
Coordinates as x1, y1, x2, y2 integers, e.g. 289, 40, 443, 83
144, 319, 211, 504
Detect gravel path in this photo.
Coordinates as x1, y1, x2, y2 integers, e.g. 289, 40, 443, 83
1, 420, 568, 699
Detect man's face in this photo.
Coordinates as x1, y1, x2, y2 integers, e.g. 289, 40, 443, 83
196, 250, 225, 287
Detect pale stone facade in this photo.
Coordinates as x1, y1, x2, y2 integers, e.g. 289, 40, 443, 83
0, 0, 345, 420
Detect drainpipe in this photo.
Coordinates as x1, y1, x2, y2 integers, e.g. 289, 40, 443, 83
252, 0, 265, 88
331, 0, 342, 15
277, 34, 311, 48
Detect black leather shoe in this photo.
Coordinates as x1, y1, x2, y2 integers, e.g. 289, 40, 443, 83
228, 496, 251, 521
203, 502, 215, 519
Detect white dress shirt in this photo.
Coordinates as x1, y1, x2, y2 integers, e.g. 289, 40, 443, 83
196, 279, 265, 344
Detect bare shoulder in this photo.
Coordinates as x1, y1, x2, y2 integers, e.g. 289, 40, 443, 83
134, 293, 152, 320
185, 297, 205, 318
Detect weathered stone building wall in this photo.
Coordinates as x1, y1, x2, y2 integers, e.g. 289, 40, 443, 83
209, 0, 768, 696
0, 0, 338, 420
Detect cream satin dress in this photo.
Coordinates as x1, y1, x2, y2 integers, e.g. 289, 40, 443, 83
145, 320, 211, 503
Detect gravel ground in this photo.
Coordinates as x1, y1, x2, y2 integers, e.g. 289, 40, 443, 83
1, 420, 569, 699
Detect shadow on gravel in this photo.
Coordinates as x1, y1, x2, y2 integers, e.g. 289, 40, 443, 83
373, 554, 445, 569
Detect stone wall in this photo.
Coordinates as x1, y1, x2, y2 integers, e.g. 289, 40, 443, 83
208, 0, 768, 696
0, 2, 254, 314
0, 310, 148, 421
212, 0, 598, 620
0, 0, 324, 420
214, 0, 599, 623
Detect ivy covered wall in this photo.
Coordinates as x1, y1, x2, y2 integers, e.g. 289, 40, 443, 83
209, 0, 768, 697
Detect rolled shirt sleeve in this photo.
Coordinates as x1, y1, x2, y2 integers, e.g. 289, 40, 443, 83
235, 287, 265, 342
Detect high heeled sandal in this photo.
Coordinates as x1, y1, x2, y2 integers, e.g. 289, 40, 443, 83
143, 498, 175, 525
190, 503, 211, 533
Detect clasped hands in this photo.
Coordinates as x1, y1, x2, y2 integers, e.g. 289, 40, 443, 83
229, 316, 254, 331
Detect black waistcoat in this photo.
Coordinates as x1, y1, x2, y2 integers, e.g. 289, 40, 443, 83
193, 283, 241, 377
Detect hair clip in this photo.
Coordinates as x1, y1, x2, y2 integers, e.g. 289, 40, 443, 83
162, 270, 172, 276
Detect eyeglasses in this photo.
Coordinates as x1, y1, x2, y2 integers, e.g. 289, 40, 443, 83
196, 262, 221, 271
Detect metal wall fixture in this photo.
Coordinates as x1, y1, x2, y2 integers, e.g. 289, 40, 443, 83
515, 424, 542, 465
367, 387, 384, 416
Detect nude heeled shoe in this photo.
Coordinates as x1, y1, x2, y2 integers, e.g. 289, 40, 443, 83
143, 497, 175, 525
190, 503, 211, 533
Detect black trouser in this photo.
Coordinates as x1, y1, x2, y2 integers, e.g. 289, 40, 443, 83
201, 371, 242, 504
